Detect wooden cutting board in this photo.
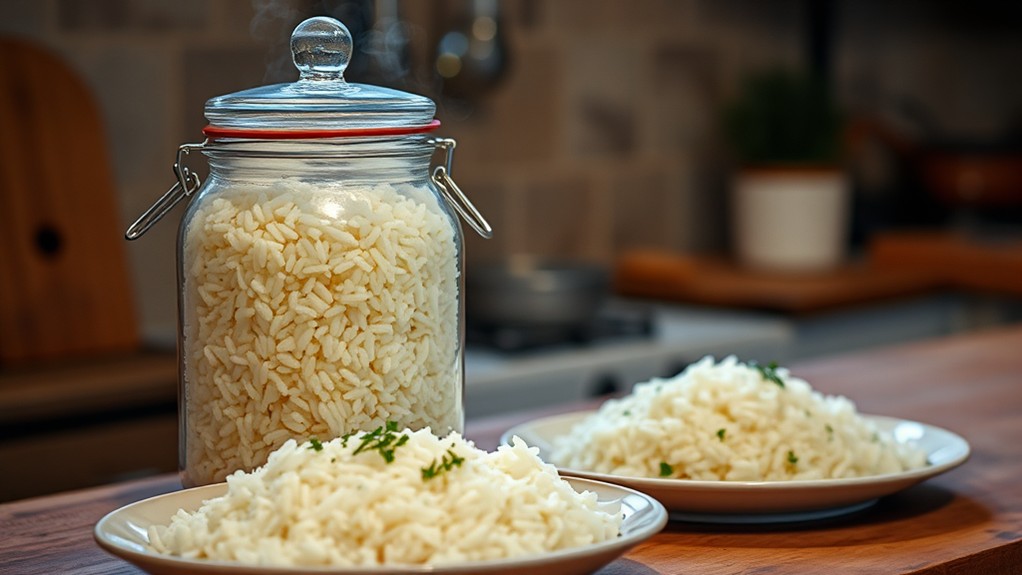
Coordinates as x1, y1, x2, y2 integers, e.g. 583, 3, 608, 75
0, 38, 139, 364
870, 231, 1022, 297
614, 249, 942, 314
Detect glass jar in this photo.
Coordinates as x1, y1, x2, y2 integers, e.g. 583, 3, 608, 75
127, 17, 491, 487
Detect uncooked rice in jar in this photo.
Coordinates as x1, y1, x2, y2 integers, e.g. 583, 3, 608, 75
550, 356, 928, 481
181, 179, 459, 485
148, 428, 622, 567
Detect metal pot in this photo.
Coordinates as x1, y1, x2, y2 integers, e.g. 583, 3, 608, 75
465, 257, 609, 330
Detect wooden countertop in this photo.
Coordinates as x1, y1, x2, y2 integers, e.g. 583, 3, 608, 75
2, 326, 1022, 574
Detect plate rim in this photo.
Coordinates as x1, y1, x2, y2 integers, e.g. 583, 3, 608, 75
94, 476, 668, 575
500, 410, 971, 493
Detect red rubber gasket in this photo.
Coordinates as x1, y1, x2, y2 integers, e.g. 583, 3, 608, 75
202, 119, 441, 139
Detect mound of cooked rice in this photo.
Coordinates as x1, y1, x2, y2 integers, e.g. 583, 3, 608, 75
550, 356, 928, 481
149, 427, 622, 567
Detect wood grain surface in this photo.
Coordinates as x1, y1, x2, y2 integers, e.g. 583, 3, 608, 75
2, 326, 1022, 574
0, 38, 139, 365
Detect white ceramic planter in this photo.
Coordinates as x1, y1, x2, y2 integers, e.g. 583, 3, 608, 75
731, 168, 850, 272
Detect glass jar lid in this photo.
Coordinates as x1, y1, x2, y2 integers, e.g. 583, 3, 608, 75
203, 16, 437, 137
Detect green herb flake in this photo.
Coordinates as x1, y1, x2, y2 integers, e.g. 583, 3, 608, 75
422, 449, 465, 481
658, 462, 674, 477
352, 421, 409, 464
307, 437, 324, 452
716, 428, 726, 441
623, 410, 631, 416
825, 423, 834, 438
750, 360, 785, 388
787, 450, 798, 465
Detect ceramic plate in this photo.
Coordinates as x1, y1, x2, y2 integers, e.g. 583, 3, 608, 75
94, 477, 667, 575
502, 411, 970, 523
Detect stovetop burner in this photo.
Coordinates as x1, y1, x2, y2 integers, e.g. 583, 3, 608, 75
466, 306, 655, 353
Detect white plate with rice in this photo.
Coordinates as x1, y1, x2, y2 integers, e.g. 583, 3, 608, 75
500, 356, 970, 523
502, 411, 969, 523
94, 428, 667, 575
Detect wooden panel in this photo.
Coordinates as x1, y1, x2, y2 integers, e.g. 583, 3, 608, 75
0, 38, 139, 365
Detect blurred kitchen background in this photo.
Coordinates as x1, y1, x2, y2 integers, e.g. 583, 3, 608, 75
2, 0, 1020, 500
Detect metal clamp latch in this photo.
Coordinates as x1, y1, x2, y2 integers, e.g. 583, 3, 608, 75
431, 138, 493, 239
125, 142, 206, 240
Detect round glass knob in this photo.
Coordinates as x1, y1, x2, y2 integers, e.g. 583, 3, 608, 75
291, 17, 352, 80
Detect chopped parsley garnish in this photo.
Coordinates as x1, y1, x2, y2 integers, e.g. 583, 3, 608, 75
352, 421, 409, 463
307, 436, 324, 452
422, 449, 465, 481
750, 360, 785, 388
658, 462, 674, 477
716, 428, 726, 441
623, 410, 631, 416
786, 450, 799, 465
825, 423, 834, 439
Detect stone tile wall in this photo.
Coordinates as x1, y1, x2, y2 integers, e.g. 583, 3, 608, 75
1, 0, 1019, 341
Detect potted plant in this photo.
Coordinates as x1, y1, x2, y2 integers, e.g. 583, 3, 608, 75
724, 69, 848, 272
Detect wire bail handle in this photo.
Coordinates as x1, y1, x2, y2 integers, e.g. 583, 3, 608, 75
431, 138, 493, 239
124, 142, 206, 240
